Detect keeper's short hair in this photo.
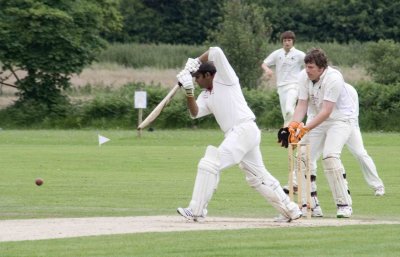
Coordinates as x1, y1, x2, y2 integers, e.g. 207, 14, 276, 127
305, 48, 328, 69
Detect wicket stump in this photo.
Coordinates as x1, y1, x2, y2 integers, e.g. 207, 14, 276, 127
288, 143, 312, 219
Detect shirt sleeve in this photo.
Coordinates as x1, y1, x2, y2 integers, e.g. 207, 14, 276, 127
208, 47, 239, 86
324, 72, 344, 103
193, 91, 211, 119
297, 69, 309, 100
298, 51, 306, 67
263, 50, 277, 67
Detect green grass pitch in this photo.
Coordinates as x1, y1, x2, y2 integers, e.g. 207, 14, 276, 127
0, 129, 399, 256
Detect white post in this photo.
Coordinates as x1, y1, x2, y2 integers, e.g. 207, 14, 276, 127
134, 91, 147, 138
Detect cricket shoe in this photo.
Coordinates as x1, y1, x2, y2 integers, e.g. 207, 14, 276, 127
273, 212, 302, 223
336, 206, 352, 218
274, 203, 302, 223
301, 205, 324, 217
374, 187, 385, 196
312, 205, 324, 217
282, 184, 298, 195
177, 207, 206, 222
273, 214, 292, 223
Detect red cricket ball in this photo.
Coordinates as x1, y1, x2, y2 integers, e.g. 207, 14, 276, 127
35, 178, 44, 186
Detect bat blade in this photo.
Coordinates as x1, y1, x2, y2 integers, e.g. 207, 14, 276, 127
137, 84, 180, 130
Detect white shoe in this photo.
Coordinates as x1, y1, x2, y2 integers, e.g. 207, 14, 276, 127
274, 214, 292, 223
177, 207, 205, 222
336, 206, 352, 218
273, 212, 302, 223
274, 203, 302, 223
312, 205, 324, 217
374, 187, 385, 196
302, 205, 323, 217
288, 202, 303, 222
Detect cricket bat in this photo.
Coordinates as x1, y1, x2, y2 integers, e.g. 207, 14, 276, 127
137, 84, 180, 130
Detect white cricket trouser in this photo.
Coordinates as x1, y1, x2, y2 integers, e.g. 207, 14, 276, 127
189, 121, 296, 218
302, 119, 353, 206
277, 84, 298, 127
346, 122, 384, 190
303, 120, 352, 173
218, 121, 273, 173
218, 121, 297, 218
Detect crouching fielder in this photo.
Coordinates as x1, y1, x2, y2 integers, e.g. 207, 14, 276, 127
176, 46, 302, 222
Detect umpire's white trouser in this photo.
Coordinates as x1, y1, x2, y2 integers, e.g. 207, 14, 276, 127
277, 84, 298, 127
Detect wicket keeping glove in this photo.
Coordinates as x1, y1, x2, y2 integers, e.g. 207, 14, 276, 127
295, 122, 309, 141
177, 70, 194, 97
184, 58, 201, 73
277, 127, 290, 148
288, 121, 300, 144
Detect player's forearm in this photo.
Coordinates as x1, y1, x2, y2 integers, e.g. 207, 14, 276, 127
261, 63, 273, 77
305, 111, 330, 130
261, 63, 270, 72
305, 102, 334, 130
186, 97, 198, 117
292, 99, 308, 123
197, 50, 209, 63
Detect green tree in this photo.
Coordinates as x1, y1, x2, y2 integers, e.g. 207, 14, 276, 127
114, 0, 224, 44
208, 0, 271, 88
365, 40, 400, 84
249, 0, 400, 43
0, 0, 122, 111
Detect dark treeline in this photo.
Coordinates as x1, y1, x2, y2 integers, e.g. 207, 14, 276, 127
110, 0, 400, 44
109, 0, 223, 44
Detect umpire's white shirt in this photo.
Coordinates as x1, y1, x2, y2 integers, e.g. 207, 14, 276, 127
298, 67, 356, 121
193, 47, 255, 133
263, 47, 305, 87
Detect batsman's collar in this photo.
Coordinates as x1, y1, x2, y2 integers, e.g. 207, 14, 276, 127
191, 61, 216, 77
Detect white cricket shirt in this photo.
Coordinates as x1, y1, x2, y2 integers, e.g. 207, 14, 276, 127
345, 83, 359, 118
298, 67, 356, 121
263, 47, 305, 87
194, 47, 255, 133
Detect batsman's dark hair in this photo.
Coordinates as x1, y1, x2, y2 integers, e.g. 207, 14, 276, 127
192, 61, 217, 77
280, 31, 296, 44
304, 48, 328, 69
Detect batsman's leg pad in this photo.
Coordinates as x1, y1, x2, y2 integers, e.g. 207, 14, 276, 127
323, 157, 352, 206
240, 163, 300, 220
189, 145, 220, 217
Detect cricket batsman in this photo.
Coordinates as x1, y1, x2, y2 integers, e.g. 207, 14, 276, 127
176, 46, 302, 222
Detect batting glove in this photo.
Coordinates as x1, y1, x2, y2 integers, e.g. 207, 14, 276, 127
184, 58, 201, 73
177, 70, 194, 97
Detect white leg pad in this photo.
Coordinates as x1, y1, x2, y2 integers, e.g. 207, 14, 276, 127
240, 163, 299, 219
189, 146, 220, 217
323, 157, 352, 206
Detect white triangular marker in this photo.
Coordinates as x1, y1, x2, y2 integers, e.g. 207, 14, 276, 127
98, 134, 110, 146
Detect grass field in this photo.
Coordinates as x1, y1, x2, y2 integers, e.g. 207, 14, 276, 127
0, 129, 399, 256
